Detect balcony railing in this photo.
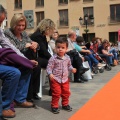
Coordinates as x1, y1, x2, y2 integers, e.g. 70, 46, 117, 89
108, 16, 120, 24
57, 19, 69, 28
80, 19, 94, 26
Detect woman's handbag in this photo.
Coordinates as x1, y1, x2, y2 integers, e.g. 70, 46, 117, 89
114, 59, 118, 66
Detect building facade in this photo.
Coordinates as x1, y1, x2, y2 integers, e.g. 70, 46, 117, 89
3, 0, 120, 42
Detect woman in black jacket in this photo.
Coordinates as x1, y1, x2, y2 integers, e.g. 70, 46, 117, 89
30, 19, 55, 96
30, 19, 55, 68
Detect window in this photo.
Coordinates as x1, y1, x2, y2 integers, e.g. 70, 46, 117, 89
36, 12, 44, 25
14, 0, 22, 9
83, 33, 95, 42
110, 4, 120, 22
59, 0, 68, 4
59, 9, 68, 26
83, 7, 94, 25
109, 32, 118, 43
36, 0, 44, 7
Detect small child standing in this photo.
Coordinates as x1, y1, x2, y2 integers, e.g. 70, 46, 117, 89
47, 37, 76, 114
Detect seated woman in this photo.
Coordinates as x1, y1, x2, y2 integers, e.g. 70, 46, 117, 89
98, 39, 114, 66
91, 37, 102, 53
107, 42, 118, 65
30, 19, 55, 68
4, 14, 41, 101
30, 19, 55, 95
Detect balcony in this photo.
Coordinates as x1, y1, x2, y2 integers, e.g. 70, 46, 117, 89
108, 16, 120, 24
57, 19, 69, 28
80, 18, 94, 27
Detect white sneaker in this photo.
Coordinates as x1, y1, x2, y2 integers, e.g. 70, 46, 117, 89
101, 63, 106, 66
97, 63, 106, 67
98, 66, 102, 69
91, 72, 95, 76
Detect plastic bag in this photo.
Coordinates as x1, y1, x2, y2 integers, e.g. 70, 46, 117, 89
82, 61, 92, 80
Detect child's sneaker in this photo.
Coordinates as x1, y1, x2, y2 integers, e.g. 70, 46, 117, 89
51, 107, 60, 114
62, 105, 72, 112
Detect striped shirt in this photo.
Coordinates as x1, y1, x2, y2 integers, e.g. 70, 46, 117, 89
4, 28, 32, 52
46, 54, 73, 83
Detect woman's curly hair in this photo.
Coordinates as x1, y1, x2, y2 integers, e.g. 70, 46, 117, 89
35, 19, 55, 34
92, 37, 102, 43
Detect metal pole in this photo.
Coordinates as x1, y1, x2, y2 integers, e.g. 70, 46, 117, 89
86, 20, 88, 43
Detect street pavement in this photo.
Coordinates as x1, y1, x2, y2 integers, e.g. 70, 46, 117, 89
6, 65, 120, 120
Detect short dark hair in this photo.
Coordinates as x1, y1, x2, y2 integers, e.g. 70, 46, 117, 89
76, 36, 84, 43
55, 37, 68, 47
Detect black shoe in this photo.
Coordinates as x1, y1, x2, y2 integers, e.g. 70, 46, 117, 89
80, 76, 88, 82
49, 89, 52, 96
0, 116, 7, 120
27, 99, 34, 102
74, 79, 84, 83
51, 107, 60, 114
110, 64, 115, 67
62, 105, 72, 112
79, 67, 89, 74
33, 94, 41, 100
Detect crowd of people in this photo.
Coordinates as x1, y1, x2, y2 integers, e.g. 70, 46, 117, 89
0, 4, 119, 119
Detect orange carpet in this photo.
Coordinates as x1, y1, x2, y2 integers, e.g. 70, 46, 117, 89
69, 72, 120, 120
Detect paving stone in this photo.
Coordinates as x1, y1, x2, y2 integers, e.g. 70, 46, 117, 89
7, 65, 120, 120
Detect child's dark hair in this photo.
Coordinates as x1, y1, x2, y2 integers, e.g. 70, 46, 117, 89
55, 37, 68, 47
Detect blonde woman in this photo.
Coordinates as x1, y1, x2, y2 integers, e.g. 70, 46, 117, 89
30, 19, 55, 96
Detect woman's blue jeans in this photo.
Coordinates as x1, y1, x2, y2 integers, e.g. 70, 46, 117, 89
99, 54, 113, 65
109, 48, 118, 60
84, 54, 99, 70
0, 65, 31, 110
87, 54, 99, 65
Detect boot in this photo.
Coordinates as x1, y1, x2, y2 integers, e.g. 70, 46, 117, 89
79, 66, 89, 75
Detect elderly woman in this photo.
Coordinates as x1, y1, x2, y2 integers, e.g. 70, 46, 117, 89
30, 19, 55, 95
4, 14, 41, 102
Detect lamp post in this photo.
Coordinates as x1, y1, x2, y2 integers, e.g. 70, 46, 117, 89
79, 14, 94, 43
